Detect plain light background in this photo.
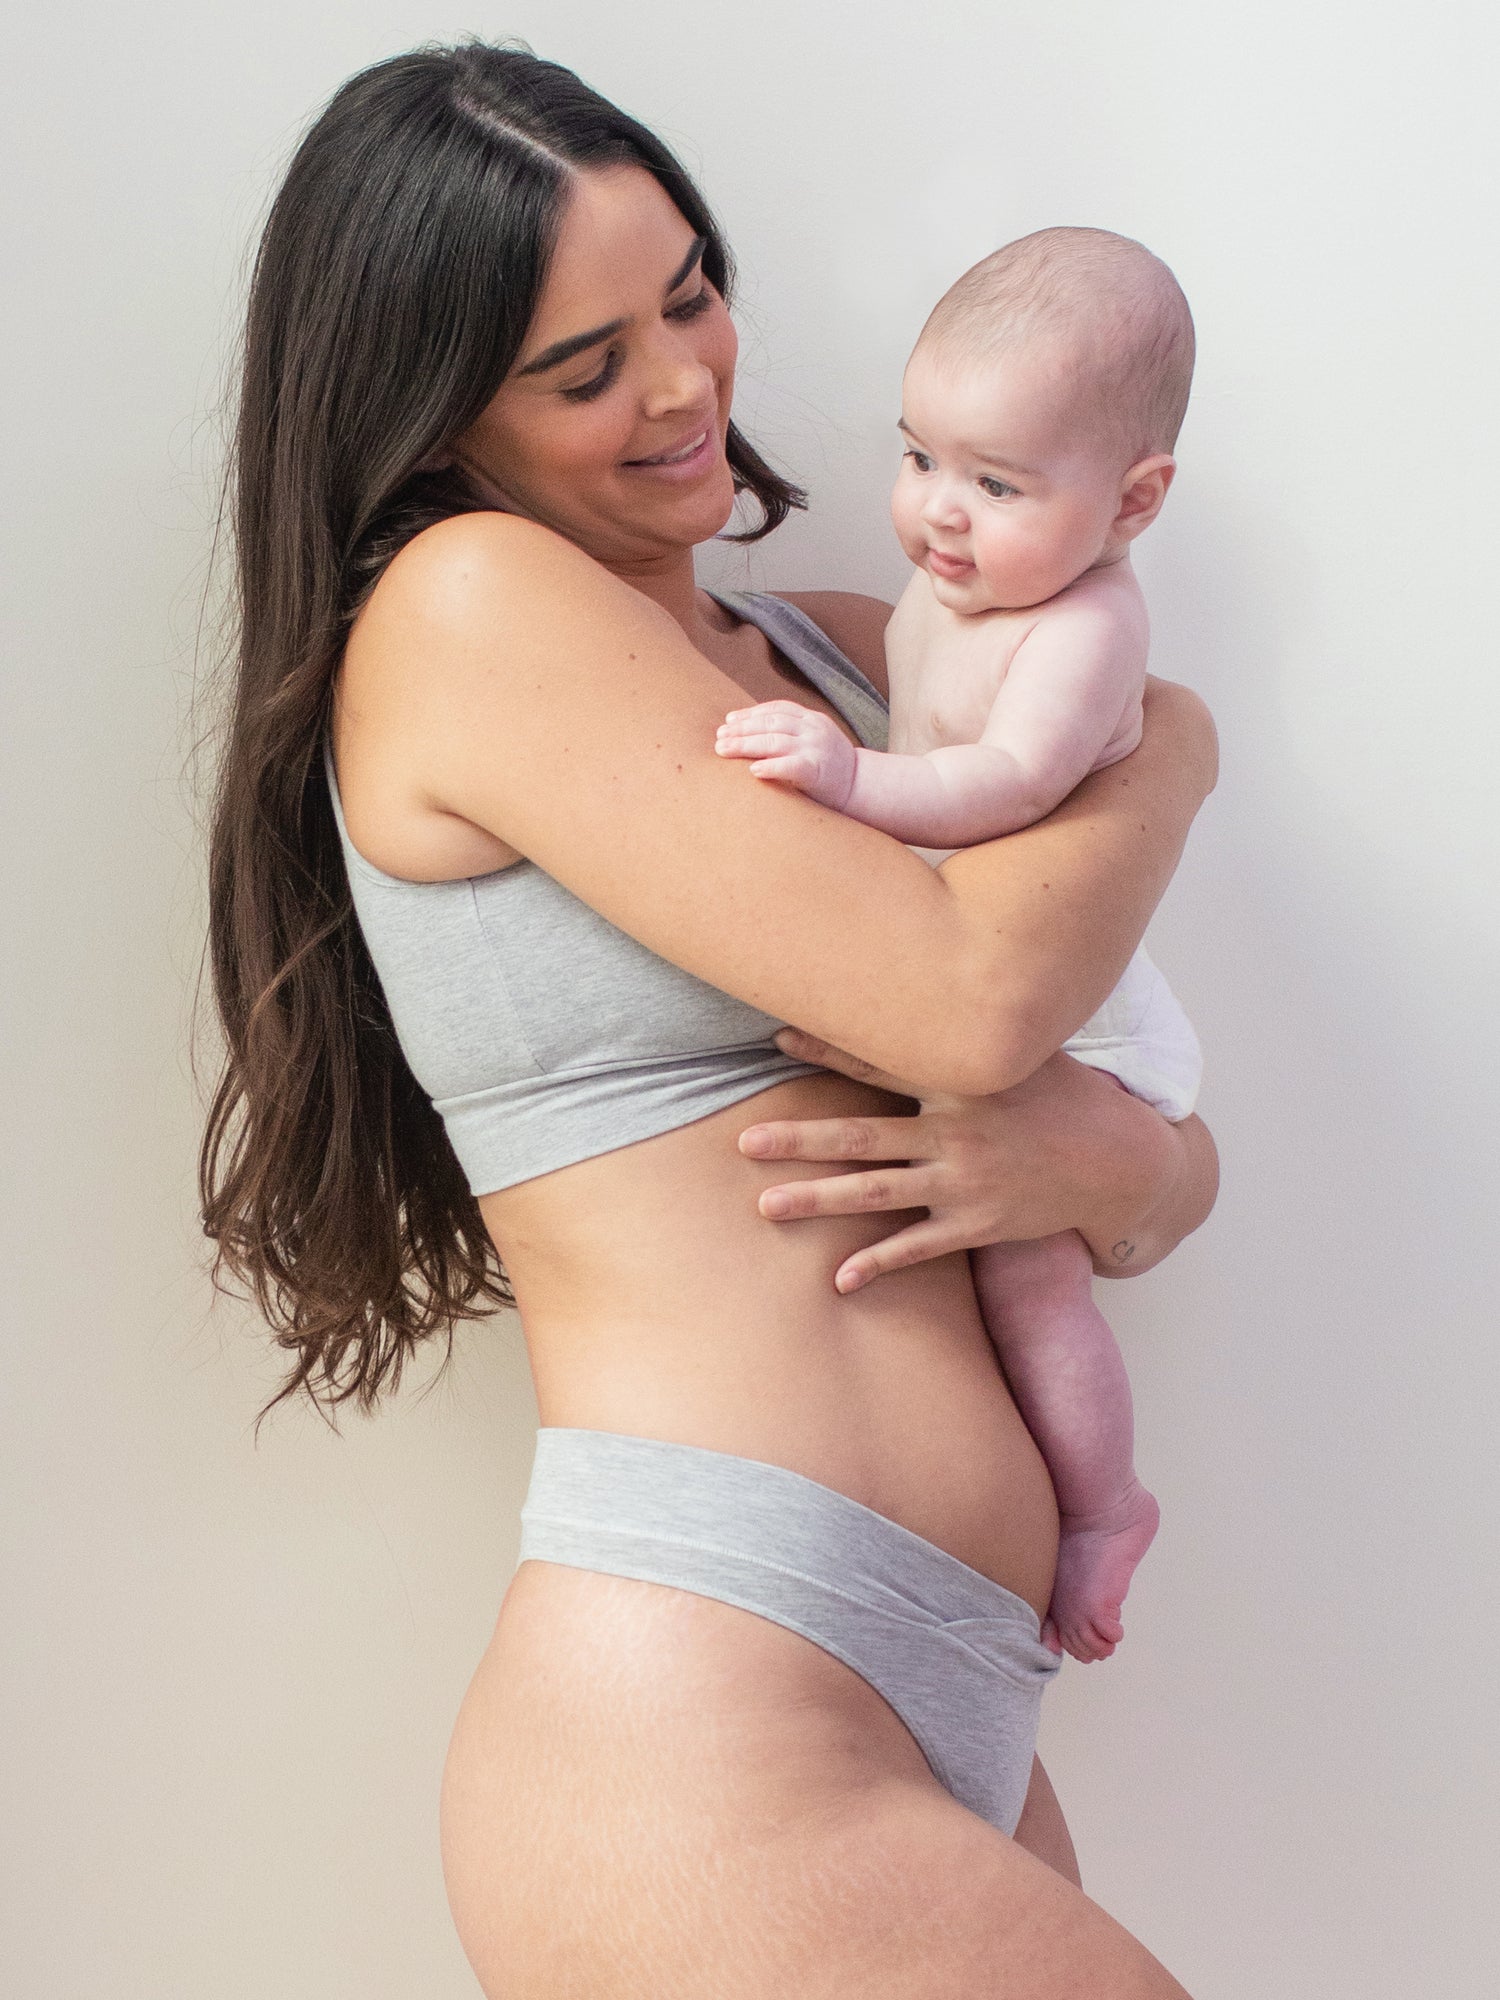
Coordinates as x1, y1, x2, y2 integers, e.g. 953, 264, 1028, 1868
4, 3, 1497, 1993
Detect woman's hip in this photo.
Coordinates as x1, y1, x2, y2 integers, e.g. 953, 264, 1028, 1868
518, 1428, 1059, 1827
441, 1432, 1065, 1994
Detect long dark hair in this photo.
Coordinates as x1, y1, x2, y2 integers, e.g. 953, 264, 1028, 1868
199, 42, 806, 1417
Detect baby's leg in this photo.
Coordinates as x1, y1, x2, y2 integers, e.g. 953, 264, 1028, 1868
971, 1233, 1159, 1664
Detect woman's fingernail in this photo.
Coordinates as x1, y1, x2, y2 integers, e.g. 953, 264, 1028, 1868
761, 1192, 792, 1218
739, 1128, 771, 1155
835, 1266, 864, 1293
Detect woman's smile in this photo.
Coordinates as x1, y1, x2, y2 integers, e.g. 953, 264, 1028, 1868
622, 419, 720, 477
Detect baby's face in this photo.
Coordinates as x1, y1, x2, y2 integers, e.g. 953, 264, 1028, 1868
891, 341, 1131, 613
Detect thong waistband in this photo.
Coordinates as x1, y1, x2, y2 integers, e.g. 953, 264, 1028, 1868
517, 1426, 1060, 1836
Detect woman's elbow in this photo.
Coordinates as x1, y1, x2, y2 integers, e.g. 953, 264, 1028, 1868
1145, 677, 1219, 800
903, 1000, 1048, 1098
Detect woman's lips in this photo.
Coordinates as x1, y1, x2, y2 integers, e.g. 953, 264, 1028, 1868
926, 547, 976, 579
623, 425, 718, 477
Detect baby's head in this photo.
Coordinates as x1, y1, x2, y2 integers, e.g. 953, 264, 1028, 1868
892, 227, 1195, 612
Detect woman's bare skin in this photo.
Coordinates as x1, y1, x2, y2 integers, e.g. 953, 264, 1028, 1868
334, 163, 1211, 1994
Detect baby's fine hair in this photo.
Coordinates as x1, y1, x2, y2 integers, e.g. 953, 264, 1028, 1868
919, 226, 1196, 461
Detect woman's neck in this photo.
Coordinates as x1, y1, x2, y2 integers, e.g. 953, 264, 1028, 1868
606, 545, 725, 657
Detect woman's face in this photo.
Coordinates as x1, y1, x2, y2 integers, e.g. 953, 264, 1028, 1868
450, 164, 740, 569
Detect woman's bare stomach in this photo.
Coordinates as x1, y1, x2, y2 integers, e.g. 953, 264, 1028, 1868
479, 1070, 1059, 1617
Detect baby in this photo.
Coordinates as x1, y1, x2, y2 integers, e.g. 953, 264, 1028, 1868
716, 227, 1202, 1663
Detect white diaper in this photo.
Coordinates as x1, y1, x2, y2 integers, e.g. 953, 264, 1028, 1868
1063, 945, 1201, 1122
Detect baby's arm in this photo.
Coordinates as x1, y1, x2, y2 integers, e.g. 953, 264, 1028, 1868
716, 607, 1144, 847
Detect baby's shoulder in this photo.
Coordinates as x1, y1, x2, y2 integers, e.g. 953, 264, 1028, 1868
1019, 565, 1148, 664
1045, 561, 1148, 633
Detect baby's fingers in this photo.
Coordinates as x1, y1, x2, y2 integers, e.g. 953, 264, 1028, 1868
747, 753, 816, 784
721, 701, 816, 725
716, 729, 804, 764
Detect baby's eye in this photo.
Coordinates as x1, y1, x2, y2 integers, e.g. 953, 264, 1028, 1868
979, 475, 1019, 499
903, 448, 934, 473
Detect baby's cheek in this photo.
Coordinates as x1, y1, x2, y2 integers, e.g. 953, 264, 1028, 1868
976, 518, 1072, 603
889, 483, 926, 562
971, 517, 1034, 593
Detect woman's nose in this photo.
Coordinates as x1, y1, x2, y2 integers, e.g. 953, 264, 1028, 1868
641, 341, 713, 421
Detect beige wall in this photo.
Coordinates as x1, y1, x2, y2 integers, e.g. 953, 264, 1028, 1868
4, 2, 1497, 1992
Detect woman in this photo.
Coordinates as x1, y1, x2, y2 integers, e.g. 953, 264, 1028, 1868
201, 42, 1217, 1995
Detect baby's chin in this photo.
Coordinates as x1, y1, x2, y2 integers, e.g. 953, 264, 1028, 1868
924, 564, 1017, 616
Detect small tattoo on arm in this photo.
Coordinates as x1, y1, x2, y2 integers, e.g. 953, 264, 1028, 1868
1111, 1240, 1137, 1264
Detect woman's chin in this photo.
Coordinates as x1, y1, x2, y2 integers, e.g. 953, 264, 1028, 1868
595, 457, 739, 558
674, 467, 741, 545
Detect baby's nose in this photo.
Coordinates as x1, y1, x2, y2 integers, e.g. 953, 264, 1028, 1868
920, 486, 969, 529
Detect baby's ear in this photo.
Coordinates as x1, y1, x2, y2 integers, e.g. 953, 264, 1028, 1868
1112, 454, 1176, 542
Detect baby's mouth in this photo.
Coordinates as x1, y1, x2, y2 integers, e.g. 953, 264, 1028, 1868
925, 547, 976, 578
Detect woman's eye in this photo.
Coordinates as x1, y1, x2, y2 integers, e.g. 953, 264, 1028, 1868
560, 350, 621, 403
668, 288, 713, 322
979, 476, 1018, 499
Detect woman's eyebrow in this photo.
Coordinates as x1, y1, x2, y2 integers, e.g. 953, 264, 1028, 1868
664, 233, 708, 294
515, 236, 709, 379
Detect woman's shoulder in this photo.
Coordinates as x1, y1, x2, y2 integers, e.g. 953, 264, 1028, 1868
364, 511, 627, 637
768, 591, 894, 699
346, 510, 682, 726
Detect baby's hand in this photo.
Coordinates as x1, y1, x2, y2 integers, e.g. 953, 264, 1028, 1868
714, 701, 858, 810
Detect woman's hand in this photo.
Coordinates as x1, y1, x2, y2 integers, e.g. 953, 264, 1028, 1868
737, 1027, 1218, 1294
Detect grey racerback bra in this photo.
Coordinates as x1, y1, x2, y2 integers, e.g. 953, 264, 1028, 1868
324, 590, 889, 1196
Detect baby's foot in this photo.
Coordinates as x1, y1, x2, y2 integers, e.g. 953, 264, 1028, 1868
1041, 1480, 1160, 1664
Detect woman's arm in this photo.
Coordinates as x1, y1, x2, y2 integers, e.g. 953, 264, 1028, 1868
352, 514, 1215, 1097
738, 1033, 1219, 1292
751, 594, 1218, 1290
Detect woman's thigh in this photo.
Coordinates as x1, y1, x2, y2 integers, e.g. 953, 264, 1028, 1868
440, 1562, 1188, 1998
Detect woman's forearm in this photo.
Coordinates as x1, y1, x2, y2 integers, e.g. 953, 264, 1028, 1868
938, 678, 1218, 1091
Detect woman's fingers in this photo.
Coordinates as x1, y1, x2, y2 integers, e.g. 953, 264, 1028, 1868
832, 1219, 967, 1294
739, 1113, 936, 1164
769, 1026, 922, 1099
755, 1163, 935, 1221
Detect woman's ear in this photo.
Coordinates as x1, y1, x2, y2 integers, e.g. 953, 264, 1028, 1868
1111, 454, 1176, 543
